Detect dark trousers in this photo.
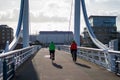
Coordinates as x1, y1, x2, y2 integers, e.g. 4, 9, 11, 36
49, 50, 55, 60
71, 50, 77, 62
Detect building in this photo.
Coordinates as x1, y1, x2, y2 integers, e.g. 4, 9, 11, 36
116, 32, 120, 50
29, 35, 37, 42
109, 39, 118, 50
0, 25, 14, 49
83, 15, 117, 48
37, 31, 74, 46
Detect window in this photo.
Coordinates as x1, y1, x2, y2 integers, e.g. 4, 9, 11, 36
2, 30, 5, 32
7, 33, 10, 35
2, 33, 5, 36
2, 40, 5, 43
2, 37, 5, 39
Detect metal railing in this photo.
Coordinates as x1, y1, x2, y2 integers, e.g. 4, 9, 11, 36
0, 45, 41, 80
56, 45, 120, 75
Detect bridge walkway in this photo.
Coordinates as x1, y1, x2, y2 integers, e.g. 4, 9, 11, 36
15, 48, 120, 80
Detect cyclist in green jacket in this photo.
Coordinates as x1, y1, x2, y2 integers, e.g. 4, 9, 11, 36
49, 41, 55, 60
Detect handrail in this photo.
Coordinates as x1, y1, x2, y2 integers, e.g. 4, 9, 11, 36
0, 46, 35, 58
56, 45, 120, 74
0, 45, 41, 80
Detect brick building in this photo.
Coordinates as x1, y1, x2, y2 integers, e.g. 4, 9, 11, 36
0, 25, 14, 49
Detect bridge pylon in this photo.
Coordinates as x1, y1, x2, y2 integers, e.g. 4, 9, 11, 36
23, 0, 29, 48
74, 0, 81, 46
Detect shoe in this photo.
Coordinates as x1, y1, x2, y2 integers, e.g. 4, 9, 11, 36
52, 58, 55, 60
73, 60, 76, 63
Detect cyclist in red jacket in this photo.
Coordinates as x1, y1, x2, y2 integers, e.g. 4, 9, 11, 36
70, 41, 77, 62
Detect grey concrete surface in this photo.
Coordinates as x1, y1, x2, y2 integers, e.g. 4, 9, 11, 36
15, 48, 120, 80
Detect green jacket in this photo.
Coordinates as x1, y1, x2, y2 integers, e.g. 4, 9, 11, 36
49, 42, 55, 50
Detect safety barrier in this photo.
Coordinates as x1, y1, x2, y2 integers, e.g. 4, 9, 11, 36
56, 45, 120, 75
0, 45, 41, 80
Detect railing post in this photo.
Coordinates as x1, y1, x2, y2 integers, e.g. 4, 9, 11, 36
114, 55, 120, 75
108, 54, 116, 72
12, 57, 15, 78
3, 58, 7, 80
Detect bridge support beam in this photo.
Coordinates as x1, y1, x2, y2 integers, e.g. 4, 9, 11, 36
74, 0, 81, 46
23, 0, 29, 47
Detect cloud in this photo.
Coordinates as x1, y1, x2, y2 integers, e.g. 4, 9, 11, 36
0, 8, 19, 22
0, 0, 19, 10
0, 0, 71, 22
94, 0, 109, 2
0, 8, 68, 22
85, 0, 120, 15
30, 0, 71, 21
30, 11, 68, 22
0, 0, 120, 30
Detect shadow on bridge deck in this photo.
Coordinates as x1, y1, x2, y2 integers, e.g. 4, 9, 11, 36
15, 48, 120, 80
14, 51, 39, 80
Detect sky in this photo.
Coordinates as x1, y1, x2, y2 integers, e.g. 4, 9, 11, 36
0, 0, 120, 35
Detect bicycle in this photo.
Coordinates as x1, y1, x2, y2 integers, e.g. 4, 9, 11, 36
50, 51, 55, 61
50, 53, 54, 61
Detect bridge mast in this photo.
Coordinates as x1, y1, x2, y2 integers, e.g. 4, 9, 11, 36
23, 0, 29, 47
74, 0, 81, 46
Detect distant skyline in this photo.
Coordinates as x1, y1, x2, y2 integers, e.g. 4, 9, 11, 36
0, 0, 120, 35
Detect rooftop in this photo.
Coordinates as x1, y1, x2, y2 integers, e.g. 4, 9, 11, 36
89, 15, 117, 19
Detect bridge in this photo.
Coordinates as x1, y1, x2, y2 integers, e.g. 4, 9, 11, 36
0, 0, 120, 80
15, 48, 120, 80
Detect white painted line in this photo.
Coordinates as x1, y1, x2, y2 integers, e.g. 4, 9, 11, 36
44, 55, 50, 58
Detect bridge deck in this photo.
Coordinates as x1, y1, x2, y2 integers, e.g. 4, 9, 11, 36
15, 48, 120, 80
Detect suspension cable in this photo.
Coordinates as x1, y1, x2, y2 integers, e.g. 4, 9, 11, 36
68, 0, 74, 31
67, 0, 74, 44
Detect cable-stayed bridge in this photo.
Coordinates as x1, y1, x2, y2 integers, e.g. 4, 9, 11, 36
0, 0, 120, 80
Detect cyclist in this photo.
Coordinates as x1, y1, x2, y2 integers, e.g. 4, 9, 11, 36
70, 40, 77, 62
49, 41, 55, 61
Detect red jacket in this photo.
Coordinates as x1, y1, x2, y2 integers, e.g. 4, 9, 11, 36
70, 42, 77, 50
